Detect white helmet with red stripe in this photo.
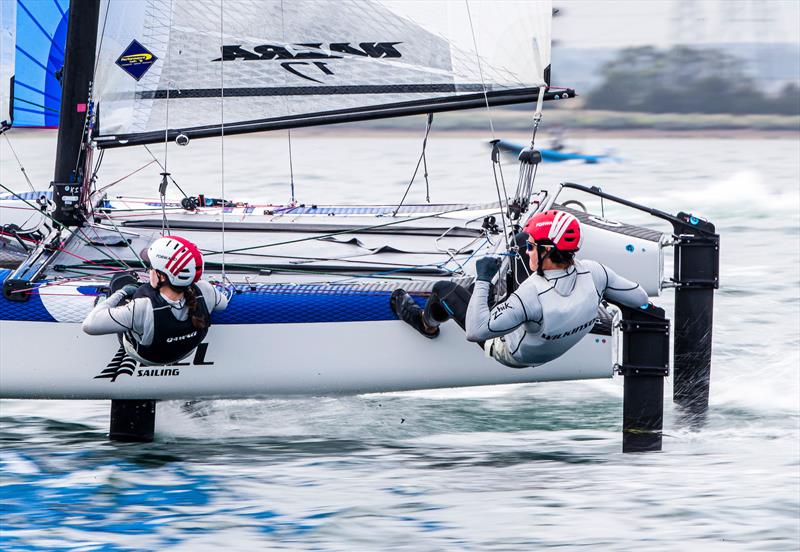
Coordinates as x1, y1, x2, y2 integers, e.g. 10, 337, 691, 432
144, 236, 204, 287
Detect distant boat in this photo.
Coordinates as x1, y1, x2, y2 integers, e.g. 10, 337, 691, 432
494, 139, 612, 164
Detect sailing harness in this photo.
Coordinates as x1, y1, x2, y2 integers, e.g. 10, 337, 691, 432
122, 283, 209, 365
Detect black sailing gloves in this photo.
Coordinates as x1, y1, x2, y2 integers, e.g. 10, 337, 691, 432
121, 284, 139, 298
476, 256, 502, 282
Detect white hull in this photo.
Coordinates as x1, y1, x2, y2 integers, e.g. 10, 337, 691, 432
1, 192, 659, 401
0, 319, 613, 400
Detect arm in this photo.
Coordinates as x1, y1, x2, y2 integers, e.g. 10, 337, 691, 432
197, 280, 229, 312
591, 261, 649, 308
82, 290, 137, 336
465, 281, 540, 342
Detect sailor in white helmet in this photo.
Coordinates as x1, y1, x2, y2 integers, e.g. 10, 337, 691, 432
391, 210, 649, 367
82, 236, 229, 366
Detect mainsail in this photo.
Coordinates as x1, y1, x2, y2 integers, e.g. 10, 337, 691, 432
92, 0, 558, 148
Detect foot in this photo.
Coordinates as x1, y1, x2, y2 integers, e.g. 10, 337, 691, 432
390, 289, 439, 339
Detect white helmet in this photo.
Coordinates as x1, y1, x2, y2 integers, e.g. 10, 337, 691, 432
143, 235, 204, 287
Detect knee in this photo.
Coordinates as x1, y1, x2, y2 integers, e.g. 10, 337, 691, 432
432, 280, 456, 296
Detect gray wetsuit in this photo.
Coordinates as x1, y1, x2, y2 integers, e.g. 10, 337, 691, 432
82, 280, 229, 365
466, 259, 648, 367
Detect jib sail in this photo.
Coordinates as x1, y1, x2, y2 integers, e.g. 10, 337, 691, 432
5, 0, 69, 128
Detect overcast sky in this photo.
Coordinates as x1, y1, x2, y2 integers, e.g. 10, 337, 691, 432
554, 0, 800, 48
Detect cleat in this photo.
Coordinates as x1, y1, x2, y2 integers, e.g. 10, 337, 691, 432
390, 289, 439, 339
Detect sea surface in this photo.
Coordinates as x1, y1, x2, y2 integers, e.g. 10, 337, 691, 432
1, 129, 799, 550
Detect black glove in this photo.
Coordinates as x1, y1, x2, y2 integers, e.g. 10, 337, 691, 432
120, 284, 139, 298
476, 256, 502, 282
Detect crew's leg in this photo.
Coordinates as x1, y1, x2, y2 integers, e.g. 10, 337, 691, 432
424, 280, 473, 331
390, 281, 477, 339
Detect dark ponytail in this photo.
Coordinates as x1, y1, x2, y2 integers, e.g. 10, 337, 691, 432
183, 285, 210, 330
156, 270, 210, 330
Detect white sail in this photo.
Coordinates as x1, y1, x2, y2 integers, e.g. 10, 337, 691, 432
92, 0, 554, 147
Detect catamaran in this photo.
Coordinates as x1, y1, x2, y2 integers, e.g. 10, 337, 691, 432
0, 0, 718, 448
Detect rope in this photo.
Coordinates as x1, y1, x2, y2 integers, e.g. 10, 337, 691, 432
203, 206, 470, 257
392, 113, 433, 217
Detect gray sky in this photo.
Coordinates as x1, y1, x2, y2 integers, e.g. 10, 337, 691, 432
554, 0, 800, 48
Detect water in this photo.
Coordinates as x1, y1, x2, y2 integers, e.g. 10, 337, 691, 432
1, 130, 799, 550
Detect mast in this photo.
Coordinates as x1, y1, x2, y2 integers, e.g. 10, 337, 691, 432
51, 0, 100, 226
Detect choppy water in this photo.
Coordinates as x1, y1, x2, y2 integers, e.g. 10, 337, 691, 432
1, 130, 799, 550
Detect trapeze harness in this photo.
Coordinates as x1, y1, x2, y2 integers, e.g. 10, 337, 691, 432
465, 259, 648, 367
122, 284, 209, 365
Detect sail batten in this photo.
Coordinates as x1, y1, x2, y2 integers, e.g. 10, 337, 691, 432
93, 0, 556, 147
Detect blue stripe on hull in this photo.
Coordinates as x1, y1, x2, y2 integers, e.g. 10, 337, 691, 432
212, 285, 427, 324
0, 270, 428, 324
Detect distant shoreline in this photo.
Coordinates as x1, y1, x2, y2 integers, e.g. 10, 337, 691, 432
291, 126, 799, 140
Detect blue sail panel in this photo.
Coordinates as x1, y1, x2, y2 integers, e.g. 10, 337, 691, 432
12, 0, 68, 127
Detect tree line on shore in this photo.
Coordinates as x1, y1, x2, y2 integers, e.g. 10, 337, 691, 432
583, 46, 799, 116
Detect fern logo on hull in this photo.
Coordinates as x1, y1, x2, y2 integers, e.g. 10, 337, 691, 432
94, 344, 214, 381
116, 40, 158, 81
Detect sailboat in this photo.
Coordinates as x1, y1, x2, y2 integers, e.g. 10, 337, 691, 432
0, 0, 718, 447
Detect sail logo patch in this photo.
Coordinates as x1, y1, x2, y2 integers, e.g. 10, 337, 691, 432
116, 40, 158, 81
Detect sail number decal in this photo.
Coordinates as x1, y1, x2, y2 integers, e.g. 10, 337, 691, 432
94, 343, 214, 382
212, 42, 402, 83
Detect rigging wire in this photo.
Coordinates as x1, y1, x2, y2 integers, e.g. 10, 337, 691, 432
142, 145, 190, 199
2, 133, 36, 192
158, 0, 176, 237
0, 181, 131, 268
392, 113, 433, 217
464, 0, 510, 251
91, 159, 157, 199
287, 130, 296, 204
278, 0, 296, 207
464, 0, 495, 140
219, 0, 226, 280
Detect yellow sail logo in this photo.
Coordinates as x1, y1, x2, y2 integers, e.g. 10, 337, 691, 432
119, 52, 153, 65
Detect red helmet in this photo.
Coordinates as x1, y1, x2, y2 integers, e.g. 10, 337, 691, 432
523, 210, 582, 252
143, 235, 204, 287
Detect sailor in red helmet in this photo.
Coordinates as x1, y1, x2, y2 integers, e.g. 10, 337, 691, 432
391, 210, 648, 367
82, 236, 229, 366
